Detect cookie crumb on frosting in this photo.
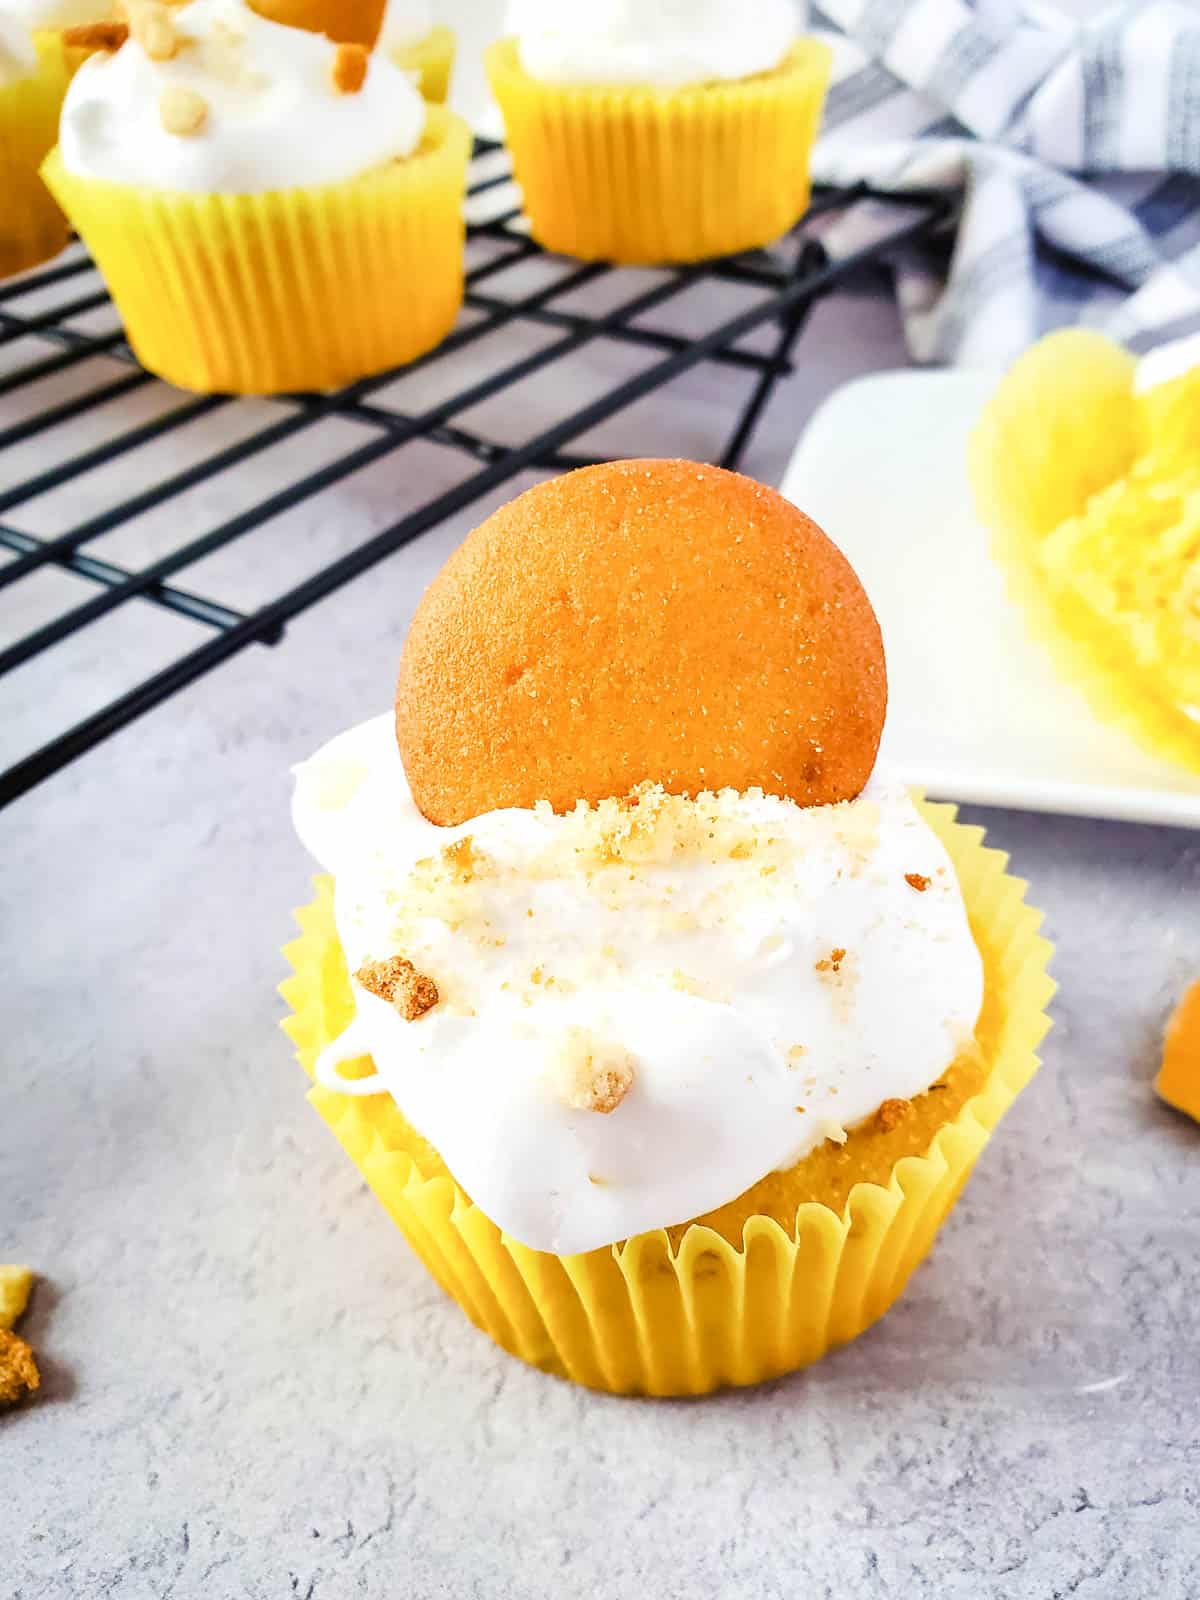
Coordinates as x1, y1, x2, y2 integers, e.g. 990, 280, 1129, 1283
556, 1028, 635, 1114
815, 947, 847, 974
905, 872, 931, 892
356, 955, 439, 1021
63, 20, 129, 50
126, 1, 180, 59
159, 84, 208, 136
330, 41, 368, 94
876, 1097, 912, 1132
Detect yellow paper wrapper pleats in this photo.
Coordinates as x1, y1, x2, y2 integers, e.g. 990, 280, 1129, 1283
970, 329, 1200, 776
280, 799, 1054, 1396
42, 107, 471, 395
390, 25, 456, 104
0, 32, 89, 280
486, 39, 832, 265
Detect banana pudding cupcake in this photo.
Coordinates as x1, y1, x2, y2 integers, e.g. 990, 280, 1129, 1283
0, 0, 110, 277
487, 0, 831, 263
283, 460, 1053, 1396
43, 0, 470, 393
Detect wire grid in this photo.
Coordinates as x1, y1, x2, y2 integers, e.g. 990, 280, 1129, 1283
0, 141, 951, 808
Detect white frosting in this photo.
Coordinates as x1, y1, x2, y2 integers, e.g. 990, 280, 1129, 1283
1134, 330, 1200, 394
379, 0, 431, 49
59, 0, 427, 193
505, 0, 797, 90
292, 715, 984, 1256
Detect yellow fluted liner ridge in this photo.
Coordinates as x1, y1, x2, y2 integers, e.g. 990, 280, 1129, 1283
42, 108, 471, 395
486, 39, 832, 265
280, 800, 1054, 1396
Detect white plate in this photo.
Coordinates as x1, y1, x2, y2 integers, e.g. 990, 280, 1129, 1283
780, 370, 1200, 829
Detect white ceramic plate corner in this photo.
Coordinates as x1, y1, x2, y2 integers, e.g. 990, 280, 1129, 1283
779, 369, 1200, 829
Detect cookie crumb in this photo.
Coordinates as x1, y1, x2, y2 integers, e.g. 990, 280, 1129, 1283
63, 20, 129, 50
159, 84, 208, 136
443, 835, 483, 884
127, 2, 179, 59
0, 1328, 39, 1408
877, 1097, 912, 1132
0, 1267, 33, 1332
356, 955, 439, 1021
330, 41, 368, 94
557, 1028, 635, 1114
905, 872, 931, 893
815, 947, 847, 974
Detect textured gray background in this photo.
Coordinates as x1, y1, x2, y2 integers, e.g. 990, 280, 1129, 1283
3, 252, 1199, 1597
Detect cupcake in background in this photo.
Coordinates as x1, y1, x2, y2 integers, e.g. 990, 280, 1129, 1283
487, 0, 831, 264
42, 0, 471, 394
379, 0, 454, 105
283, 460, 1053, 1397
0, 0, 111, 278
971, 330, 1200, 777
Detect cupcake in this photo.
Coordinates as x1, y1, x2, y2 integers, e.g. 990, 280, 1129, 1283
485, 0, 831, 265
42, 0, 471, 394
282, 460, 1053, 1397
971, 329, 1200, 777
378, 0, 454, 105
0, 0, 108, 278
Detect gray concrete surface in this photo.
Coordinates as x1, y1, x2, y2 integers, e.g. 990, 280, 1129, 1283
3, 263, 1198, 1599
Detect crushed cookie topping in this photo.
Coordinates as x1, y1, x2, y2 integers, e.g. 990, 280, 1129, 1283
876, 1097, 913, 1132
158, 84, 208, 136
355, 955, 439, 1021
125, 1, 180, 60
815, 947, 847, 974
905, 872, 932, 893
63, 20, 129, 51
330, 41, 368, 95
555, 1029, 635, 1115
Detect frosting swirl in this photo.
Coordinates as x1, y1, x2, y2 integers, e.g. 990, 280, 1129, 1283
293, 716, 984, 1255
505, 0, 798, 90
59, 0, 427, 193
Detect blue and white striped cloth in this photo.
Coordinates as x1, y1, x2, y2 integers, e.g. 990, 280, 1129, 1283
806, 0, 1200, 362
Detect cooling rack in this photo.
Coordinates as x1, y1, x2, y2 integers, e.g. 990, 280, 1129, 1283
0, 140, 952, 807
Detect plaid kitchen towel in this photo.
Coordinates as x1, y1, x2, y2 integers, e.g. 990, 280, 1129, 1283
807, 0, 1200, 363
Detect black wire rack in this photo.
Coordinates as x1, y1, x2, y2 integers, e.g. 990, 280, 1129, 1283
0, 140, 952, 809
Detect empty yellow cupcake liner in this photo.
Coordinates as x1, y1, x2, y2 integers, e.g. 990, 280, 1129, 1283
0, 31, 90, 280
390, 25, 456, 105
280, 799, 1053, 1396
41, 107, 472, 395
970, 329, 1200, 776
486, 39, 832, 265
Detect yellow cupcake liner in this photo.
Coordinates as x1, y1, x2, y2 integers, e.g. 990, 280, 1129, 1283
970, 330, 1200, 776
41, 107, 472, 395
485, 38, 832, 265
0, 31, 91, 280
280, 799, 1053, 1396
390, 25, 456, 105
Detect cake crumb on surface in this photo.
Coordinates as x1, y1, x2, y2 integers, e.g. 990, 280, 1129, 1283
355, 955, 439, 1021
0, 1266, 33, 1332
0, 1328, 39, 1408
